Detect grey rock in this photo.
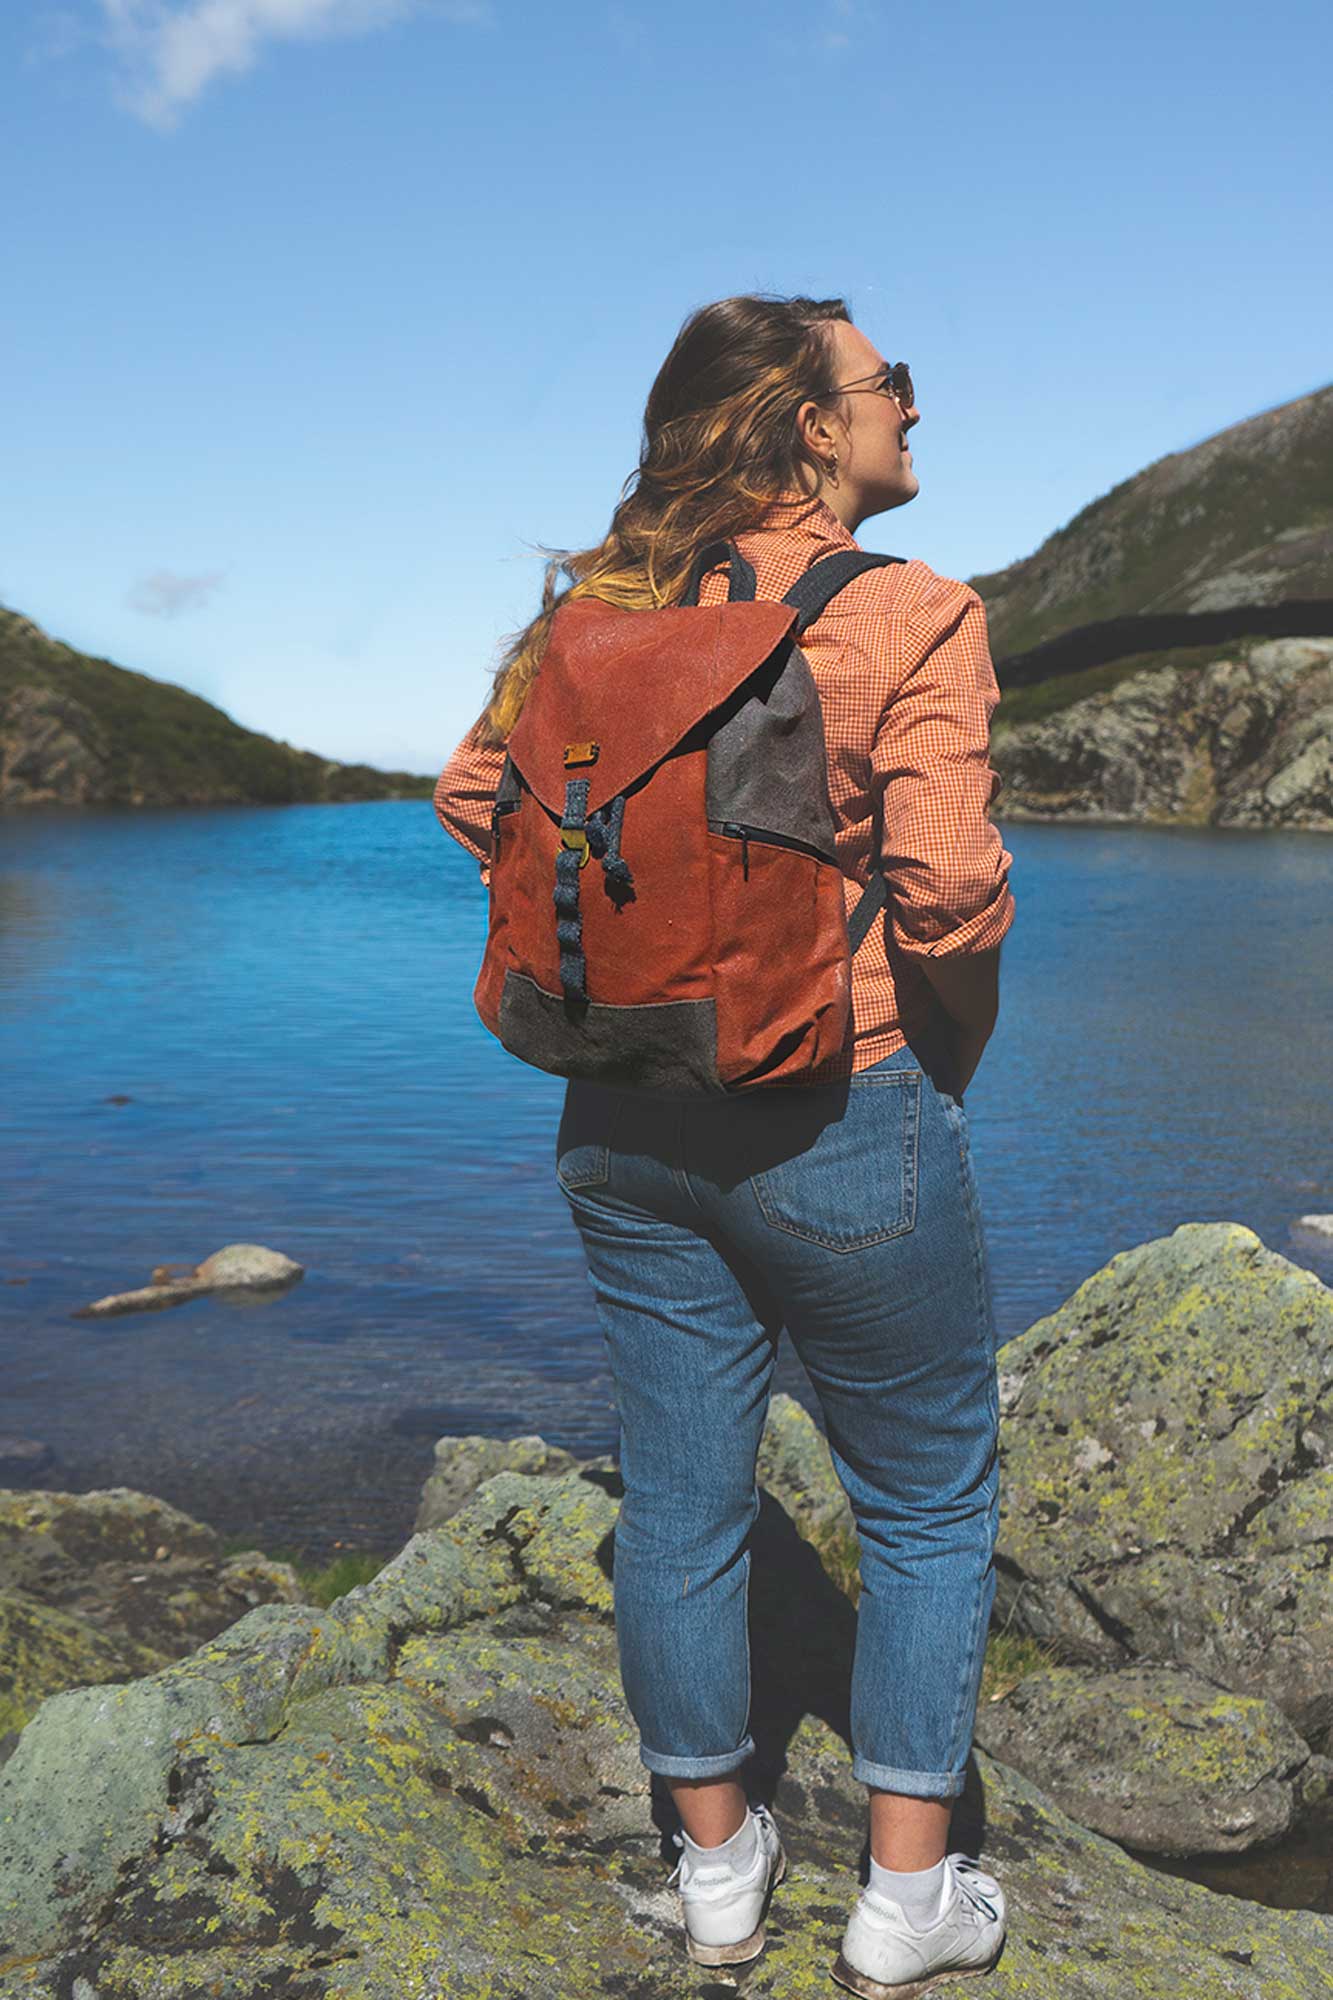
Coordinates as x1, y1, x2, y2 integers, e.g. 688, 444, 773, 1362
995, 1222, 1333, 1744
190, 1243, 304, 1290
0, 1486, 306, 1745
975, 1662, 1326, 1856
414, 1431, 585, 1533
1, 1466, 1330, 1996
993, 636, 1333, 829
754, 1391, 862, 1601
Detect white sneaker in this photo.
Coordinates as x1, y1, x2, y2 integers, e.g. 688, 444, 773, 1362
666, 1800, 787, 1967
832, 1852, 1006, 1998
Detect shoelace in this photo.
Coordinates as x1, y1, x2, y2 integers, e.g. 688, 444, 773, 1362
948, 1853, 1001, 1924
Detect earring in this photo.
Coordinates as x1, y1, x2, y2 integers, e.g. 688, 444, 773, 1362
824, 451, 839, 485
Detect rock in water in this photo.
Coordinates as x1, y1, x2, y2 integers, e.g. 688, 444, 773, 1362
75, 1242, 304, 1317
190, 1243, 304, 1288
0, 1438, 56, 1487
995, 1222, 1333, 1743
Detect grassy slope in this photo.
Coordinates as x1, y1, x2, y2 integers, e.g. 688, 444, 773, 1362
970, 385, 1333, 660
0, 608, 437, 806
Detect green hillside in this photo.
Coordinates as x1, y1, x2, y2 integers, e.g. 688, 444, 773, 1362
0, 608, 436, 808
971, 384, 1333, 660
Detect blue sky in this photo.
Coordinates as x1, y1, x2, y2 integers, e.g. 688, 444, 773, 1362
4, 0, 1331, 773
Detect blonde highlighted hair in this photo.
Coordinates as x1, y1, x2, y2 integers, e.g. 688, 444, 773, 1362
474, 292, 852, 747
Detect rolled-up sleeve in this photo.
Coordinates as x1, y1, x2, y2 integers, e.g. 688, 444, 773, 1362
870, 576, 1015, 959
433, 715, 508, 888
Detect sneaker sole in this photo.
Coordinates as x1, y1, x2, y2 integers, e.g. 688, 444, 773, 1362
830, 1947, 999, 1999
684, 1849, 788, 1968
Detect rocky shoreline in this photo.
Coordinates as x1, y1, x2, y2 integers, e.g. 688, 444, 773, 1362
1, 1221, 1330, 1995
991, 636, 1333, 829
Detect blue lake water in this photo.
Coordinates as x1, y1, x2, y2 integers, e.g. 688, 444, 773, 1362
3, 801, 1331, 1562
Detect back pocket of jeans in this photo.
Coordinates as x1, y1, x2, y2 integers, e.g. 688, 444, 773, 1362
749, 1070, 920, 1251
555, 1085, 622, 1192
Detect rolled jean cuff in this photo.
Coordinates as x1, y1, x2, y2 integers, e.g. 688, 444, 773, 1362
852, 1756, 967, 1800
640, 1735, 756, 1779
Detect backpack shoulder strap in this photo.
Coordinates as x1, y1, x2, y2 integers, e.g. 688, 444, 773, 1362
784, 549, 906, 954
680, 539, 757, 605
781, 549, 906, 632
677, 539, 904, 958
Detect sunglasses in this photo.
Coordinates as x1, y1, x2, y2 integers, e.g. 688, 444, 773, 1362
821, 362, 914, 408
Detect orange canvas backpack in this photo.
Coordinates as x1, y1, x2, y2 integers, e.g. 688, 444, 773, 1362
474, 539, 903, 1096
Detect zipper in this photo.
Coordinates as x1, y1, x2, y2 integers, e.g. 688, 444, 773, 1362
717, 820, 838, 879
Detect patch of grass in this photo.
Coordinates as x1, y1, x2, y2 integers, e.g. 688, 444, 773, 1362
294, 1550, 391, 1607
219, 1532, 391, 1607
978, 1630, 1056, 1706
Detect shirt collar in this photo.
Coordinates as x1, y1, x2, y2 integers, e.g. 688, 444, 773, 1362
750, 488, 860, 551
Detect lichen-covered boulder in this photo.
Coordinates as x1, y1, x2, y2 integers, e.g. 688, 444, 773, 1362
1, 1466, 1330, 1997
975, 1662, 1330, 1856
0, 1488, 305, 1746
414, 1431, 587, 1532
995, 1223, 1333, 1744
0, 1591, 132, 1743
756, 1392, 856, 1556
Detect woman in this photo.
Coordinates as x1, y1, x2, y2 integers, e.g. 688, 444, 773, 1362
434, 293, 1014, 1996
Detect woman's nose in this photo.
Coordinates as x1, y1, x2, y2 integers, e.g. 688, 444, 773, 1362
902, 401, 921, 432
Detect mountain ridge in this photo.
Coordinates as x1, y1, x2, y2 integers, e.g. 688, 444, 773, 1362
971, 382, 1333, 665
0, 606, 436, 809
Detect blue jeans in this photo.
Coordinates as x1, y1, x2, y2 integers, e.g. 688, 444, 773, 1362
553, 1042, 1000, 1801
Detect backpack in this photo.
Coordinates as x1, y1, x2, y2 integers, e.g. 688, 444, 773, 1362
474, 537, 905, 1095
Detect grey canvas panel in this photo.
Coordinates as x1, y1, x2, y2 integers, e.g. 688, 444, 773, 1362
499, 971, 723, 1095
704, 645, 839, 856
495, 754, 524, 808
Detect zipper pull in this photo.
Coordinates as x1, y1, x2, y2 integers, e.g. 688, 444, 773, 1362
741, 829, 749, 880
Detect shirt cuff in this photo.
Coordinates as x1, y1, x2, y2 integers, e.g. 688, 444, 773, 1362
895, 881, 1015, 960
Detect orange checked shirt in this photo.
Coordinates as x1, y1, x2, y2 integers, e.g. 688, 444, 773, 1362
433, 491, 1015, 1075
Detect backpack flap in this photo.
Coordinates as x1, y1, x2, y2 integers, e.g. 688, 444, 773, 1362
505, 595, 800, 818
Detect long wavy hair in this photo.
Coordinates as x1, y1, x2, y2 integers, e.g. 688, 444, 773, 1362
473, 292, 852, 747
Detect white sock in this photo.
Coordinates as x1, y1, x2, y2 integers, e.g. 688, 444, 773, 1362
681, 1807, 759, 1873
868, 1855, 948, 1930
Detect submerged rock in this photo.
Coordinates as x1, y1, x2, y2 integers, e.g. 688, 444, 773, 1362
995, 1222, 1333, 1746
975, 1662, 1330, 1856
0, 1437, 56, 1487
0, 1467, 1329, 1997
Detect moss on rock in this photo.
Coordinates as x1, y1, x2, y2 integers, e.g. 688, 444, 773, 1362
1, 1466, 1330, 1996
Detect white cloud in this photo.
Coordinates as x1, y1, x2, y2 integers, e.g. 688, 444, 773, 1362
127, 568, 227, 616
97, 0, 491, 130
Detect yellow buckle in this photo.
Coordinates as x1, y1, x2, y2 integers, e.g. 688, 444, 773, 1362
559, 828, 591, 868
